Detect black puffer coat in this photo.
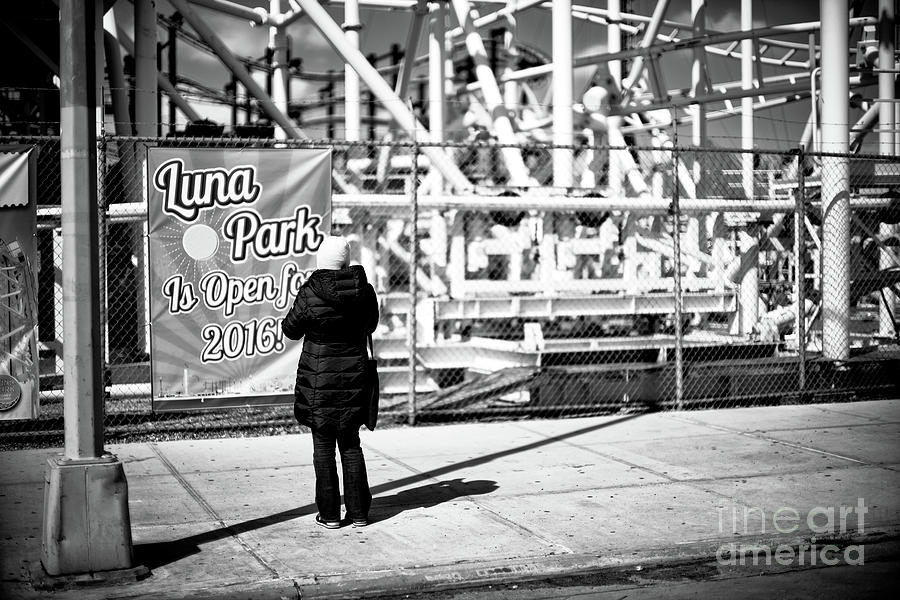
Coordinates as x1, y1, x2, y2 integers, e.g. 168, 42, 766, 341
282, 265, 379, 433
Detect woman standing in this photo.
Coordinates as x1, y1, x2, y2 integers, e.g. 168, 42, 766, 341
282, 235, 379, 528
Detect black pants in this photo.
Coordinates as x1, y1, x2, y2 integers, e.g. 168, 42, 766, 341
312, 428, 372, 521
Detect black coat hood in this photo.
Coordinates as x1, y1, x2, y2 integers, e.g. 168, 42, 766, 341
306, 265, 370, 307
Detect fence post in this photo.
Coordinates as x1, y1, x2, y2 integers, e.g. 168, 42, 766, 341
672, 144, 684, 410
795, 145, 807, 393
97, 133, 109, 369
407, 141, 419, 425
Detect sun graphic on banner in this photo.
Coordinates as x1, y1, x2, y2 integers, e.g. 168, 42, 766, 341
154, 210, 232, 281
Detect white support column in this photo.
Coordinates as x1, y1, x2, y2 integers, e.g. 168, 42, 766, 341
608, 0, 621, 88
429, 4, 447, 294
429, 4, 446, 147
819, 0, 851, 360
741, 0, 754, 198
503, 2, 519, 108
739, 0, 758, 333
429, 1, 446, 196
449, 0, 531, 185
553, 0, 573, 188
344, 0, 362, 141
270, 0, 290, 140
879, 0, 897, 337
449, 211, 466, 298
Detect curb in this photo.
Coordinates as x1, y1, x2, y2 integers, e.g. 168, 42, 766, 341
293, 528, 900, 599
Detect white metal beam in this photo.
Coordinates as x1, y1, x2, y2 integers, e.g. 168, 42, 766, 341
450, 0, 532, 185
291, 0, 472, 191
170, 0, 307, 138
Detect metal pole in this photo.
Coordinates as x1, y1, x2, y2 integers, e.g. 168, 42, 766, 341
167, 14, 178, 134
344, 0, 362, 141
102, 11, 131, 136
738, 0, 758, 334
133, 0, 156, 361
741, 0, 754, 200
43, 0, 134, 576
503, 1, 519, 108
429, 2, 446, 194
98, 134, 109, 367
552, 0, 573, 188
672, 141, 684, 410
879, 0, 897, 337
408, 142, 419, 425
270, 0, 290, 140
608, 0, 622, 89
59, 1, 104, 460
795, 145, 807, 392
134, 0, 157, 137
819, 0, 851, 361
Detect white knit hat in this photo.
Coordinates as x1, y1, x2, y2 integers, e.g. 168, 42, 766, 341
316, 235, 350, 270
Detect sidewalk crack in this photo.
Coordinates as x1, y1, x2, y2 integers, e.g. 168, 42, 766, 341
146, 442, 282, 578
667, 414, 899, 472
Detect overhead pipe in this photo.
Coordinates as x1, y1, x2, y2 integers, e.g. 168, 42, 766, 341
579, 17, 876, 71
189, 0, 272, 25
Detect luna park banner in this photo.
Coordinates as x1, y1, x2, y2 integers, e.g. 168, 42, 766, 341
147, 147, 331, 411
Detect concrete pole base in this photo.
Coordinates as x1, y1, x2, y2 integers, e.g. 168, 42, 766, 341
41, 454, 134, 576
30, 560, 150, 591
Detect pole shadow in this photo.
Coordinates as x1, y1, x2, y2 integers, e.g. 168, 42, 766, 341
133, 413, 640, 570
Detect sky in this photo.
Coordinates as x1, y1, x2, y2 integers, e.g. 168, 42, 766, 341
112, 0, 883, 151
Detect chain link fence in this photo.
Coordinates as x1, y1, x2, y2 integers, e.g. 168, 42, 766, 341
1, 135, 898, 447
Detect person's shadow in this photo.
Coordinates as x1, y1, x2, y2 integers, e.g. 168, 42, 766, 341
368, 478, 498, 523
134, 478, 498, 569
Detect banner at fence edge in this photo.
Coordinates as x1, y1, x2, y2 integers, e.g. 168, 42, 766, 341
146, 146, 332, 410
0, 145, 39, 420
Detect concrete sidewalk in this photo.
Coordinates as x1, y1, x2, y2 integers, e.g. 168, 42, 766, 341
2, 400, 899, 599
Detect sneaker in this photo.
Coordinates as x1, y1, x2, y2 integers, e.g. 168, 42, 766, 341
315, 514, 341, 529
346, 515, 368, 528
